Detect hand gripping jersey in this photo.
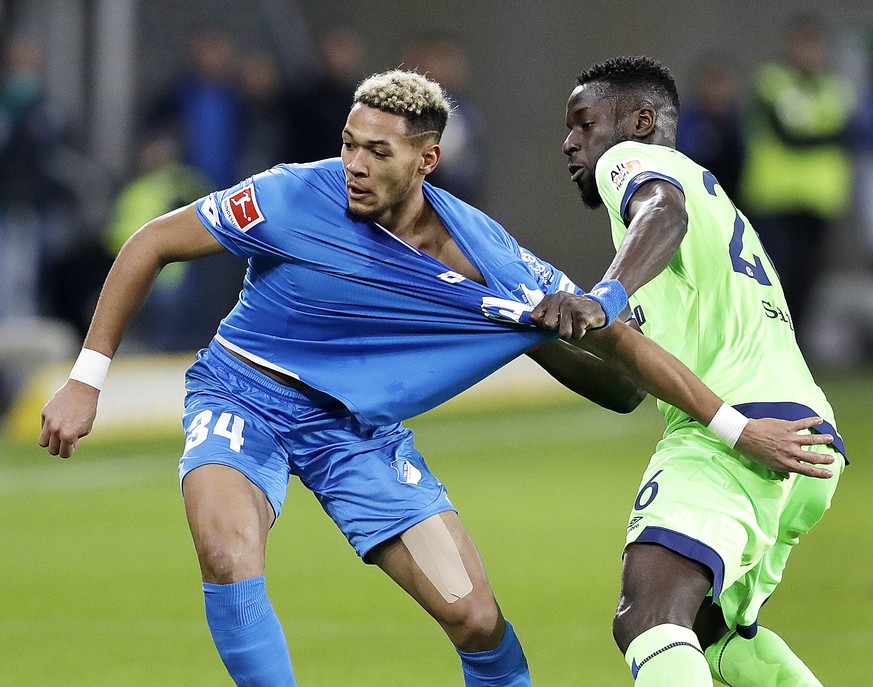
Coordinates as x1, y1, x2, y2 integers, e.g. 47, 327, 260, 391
595, 141, 845, 457
195, 159, 580, 425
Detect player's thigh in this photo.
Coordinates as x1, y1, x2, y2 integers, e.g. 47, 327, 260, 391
183, 463, 275, 581
778, 446, 844, 539
717, 448, 844, 631
293, 418, 457, 561
179, 411, 287, 580
624, 428, 790, 600
616, 542, 714, 648
179, 355, 295, 580
180, 348, 294, 522
621, 542, 713, 607
369, 511, 498, 629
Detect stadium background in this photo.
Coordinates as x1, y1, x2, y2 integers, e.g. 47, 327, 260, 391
1, 1, 872, 685
18, 0, 873, 281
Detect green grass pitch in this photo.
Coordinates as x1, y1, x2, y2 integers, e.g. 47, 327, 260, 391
2, 368, 870, 685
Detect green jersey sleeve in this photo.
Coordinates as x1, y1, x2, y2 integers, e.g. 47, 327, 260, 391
593, 141, 841, 451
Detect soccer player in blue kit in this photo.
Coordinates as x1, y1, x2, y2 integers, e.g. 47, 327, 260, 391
38, 70, 833, 686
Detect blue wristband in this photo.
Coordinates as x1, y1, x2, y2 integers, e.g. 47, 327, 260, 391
585, 279, 628, 328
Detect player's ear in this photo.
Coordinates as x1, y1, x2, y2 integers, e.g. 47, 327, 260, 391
631, 107, 656, 138
420, 142, 441, 176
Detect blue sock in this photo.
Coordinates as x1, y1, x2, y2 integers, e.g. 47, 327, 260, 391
203, 576, 296, 686
456, 620, 531, 686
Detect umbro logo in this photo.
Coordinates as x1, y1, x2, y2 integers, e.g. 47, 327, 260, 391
627, 516, 643, 531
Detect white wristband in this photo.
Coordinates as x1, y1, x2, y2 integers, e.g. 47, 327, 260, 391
707, 403, 749, 448
69, 348, 112, 391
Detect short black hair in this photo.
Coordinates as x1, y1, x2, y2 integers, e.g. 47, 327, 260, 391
576, 56, 680, 127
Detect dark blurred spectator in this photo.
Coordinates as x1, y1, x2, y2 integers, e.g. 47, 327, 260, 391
102, 131, 212, 349
739, 15, 855, 346
853, 35, 873, 265
147, 28, 243, 189
105, 133, 209, 254
238, 51, 297, 177
676, 57, 745, 199
0, 37, 79, 412
293, 25, 367, 163
399, 32, 487, 204
139, 29, 250, 351
0, 36, 72, 319
103, 131, 243, 352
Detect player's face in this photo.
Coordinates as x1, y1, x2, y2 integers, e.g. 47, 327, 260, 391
342, 103, 428, 224
562, 84, 627, 209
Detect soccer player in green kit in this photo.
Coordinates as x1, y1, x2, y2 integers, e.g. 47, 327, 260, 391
530, 56, 845, 686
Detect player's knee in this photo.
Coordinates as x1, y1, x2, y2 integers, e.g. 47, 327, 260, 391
613, 592, 707, 654
612, 594, 663, 653
442, 596, 503, 652
612, 598, 638, 653
195, 530, 263, 584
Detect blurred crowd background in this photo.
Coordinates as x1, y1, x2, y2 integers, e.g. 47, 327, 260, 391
2, 0, 873, 417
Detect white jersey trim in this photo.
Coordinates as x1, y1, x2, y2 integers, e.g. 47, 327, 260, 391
214, 334, 302, 380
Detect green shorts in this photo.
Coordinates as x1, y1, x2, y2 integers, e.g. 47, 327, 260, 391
624, 424, 843, 634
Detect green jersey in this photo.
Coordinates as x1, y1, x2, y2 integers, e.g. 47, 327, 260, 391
595, 141, 842, 450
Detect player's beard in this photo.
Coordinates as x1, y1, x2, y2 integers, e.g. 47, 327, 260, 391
578, 173, 603, 209
346, 203, 381, 223
346, 169, 417, 225
578, 125, 629, 210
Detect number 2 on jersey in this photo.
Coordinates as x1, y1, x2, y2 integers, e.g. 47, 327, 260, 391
185, 410, 245, 453
703, 171, 771, 286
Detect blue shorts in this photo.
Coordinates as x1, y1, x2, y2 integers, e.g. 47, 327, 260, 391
179, 339, 456, 559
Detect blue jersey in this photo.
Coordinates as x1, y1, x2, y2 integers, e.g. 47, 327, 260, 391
194, 159, 579, 425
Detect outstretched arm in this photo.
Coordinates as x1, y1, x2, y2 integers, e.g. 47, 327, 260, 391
38, 204, 225, 458
527, 338, 647, 413
531, 179, 686, 335
574, 321, 835, 479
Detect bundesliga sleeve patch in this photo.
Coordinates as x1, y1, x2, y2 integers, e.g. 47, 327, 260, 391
221, 184, 265, 232
609, 159, 643, 190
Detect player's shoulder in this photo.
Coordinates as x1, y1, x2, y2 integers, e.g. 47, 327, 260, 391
250, 158, 346, 204
425, 181, 505, 229
596, 142, 694, 189
597, 141, 678, 170
202, 158, 345, 232
264, 157, 344, 186
424, 181, 521, 254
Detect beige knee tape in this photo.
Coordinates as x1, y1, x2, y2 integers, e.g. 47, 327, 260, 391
400, 515, 474, 604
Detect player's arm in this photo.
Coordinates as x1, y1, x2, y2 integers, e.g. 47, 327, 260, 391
530, 179, 686, 335
39, 204, 225, 458
573, 321, 836, 479
602, 179, 687, 296
527, 338, 646, 413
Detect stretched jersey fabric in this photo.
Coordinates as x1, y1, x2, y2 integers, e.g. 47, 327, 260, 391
195, 158, 578, 425
595, 141, 845, 458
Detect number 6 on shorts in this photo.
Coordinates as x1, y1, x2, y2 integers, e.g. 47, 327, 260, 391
634, 469, 663, 510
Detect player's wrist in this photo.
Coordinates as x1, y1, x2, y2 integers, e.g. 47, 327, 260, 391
585, 279, 628, 329
707, 403, 749, 448
69, 348, 112, 391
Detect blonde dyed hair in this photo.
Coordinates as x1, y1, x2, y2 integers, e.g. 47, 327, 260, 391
353, 69, 451, 140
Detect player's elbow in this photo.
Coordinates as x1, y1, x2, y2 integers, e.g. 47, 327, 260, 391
116, 221, 166, 268
609, 386, 647, 414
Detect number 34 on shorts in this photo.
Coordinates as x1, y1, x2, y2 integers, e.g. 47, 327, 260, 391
184, 409, 246, 453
